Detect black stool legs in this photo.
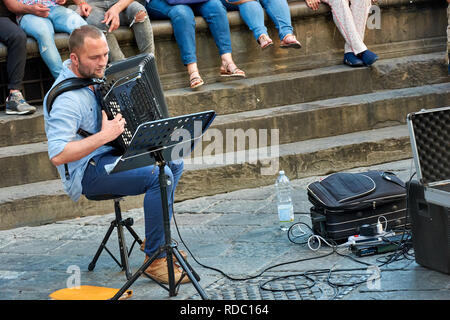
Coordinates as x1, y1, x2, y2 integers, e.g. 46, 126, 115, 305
88, 198, 143, 280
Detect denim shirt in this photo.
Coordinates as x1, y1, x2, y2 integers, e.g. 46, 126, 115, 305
43, 59, 114, 202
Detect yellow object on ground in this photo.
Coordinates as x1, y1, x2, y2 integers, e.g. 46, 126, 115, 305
49, 285, 132, 300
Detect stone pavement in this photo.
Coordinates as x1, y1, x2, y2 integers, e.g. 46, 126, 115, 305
0, 159, 449, 302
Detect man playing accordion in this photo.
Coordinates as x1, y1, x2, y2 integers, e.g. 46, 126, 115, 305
43, 25, 188, 285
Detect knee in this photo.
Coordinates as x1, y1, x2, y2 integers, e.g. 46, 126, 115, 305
202, 0, 227, 14
34, 26, 55, 42
10, 29, 27, 47
168, 5, 195, 23
67, 11, 87, 29
128, 3, 149, 23
134, 10, 148, 23
163, 166, 175, 190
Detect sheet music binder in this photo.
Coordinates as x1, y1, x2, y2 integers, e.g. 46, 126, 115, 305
107, 110, 216, 174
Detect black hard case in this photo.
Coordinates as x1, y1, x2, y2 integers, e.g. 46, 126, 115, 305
308, 171, 408, 242
407, 180, 450, 274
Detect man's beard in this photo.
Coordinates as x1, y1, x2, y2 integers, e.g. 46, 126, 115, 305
77, 59, 106, 79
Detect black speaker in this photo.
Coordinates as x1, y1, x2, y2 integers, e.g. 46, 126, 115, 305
407, 180, 450, 274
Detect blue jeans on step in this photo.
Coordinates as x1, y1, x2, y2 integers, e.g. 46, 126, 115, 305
81, 151, 184, 258
19, 5, 87, 78
221, 0, 293, 41
145, 0, 233, 65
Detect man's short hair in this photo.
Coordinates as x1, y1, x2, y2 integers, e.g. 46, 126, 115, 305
69, 25, 105, 54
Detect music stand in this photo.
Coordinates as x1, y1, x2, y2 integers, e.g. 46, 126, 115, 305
110, 110, 215, 300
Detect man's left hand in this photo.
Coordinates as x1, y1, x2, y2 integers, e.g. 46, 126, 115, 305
102, 6, 121, 32
78, 2, 92, 17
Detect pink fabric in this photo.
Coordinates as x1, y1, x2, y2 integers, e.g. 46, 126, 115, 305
321, 0, 372, 54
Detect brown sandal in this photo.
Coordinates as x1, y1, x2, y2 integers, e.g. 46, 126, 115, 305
257, 34, 273, 49
220, 62, 246, 78
189, 70, 204, 89
280, 34, 302, 49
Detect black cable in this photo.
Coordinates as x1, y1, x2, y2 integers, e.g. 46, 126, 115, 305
172, 212, 335, 282
172, 211, 411, 298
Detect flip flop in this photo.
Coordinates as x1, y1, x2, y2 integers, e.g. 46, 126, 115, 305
280, 34, 302, 49
220, 63, 246, 78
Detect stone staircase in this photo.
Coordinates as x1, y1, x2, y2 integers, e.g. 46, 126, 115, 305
0, 0, 449, 230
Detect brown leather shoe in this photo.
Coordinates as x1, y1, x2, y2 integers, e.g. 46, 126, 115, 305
144, 256, 191, 284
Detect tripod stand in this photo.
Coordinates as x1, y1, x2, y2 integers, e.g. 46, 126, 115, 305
109, 111, 215, 300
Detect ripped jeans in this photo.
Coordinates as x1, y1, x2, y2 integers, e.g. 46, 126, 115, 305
71, 0, 154, 61
19, 5, 87, 78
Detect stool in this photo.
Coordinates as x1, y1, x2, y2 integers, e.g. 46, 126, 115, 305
86, 195, 143, 280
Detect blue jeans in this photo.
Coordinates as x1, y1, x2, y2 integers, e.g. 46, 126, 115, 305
145, 0, 232, 65
81, 151, 184, 258
221, 0, 293, 41
19, 5, 87, 78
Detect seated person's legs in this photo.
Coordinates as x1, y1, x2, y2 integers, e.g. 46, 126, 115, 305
82, 152, 186, 283
19, 13, 63, 78
259, 0, 300, 48
312, 0, 377, 67
122, 1, 154, 55
223, 0, 273, 49
0, 17, 36, 115
195, 0, 246, 78
146, 0, 201, 88
346, 0, 377, 66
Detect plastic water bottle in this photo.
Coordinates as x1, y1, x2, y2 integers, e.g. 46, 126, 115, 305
275, 170, 294, 231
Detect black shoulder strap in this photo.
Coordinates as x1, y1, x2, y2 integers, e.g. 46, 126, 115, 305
46, 77, 101, 139
46, 77, 99, 180
46, 77, 98, 115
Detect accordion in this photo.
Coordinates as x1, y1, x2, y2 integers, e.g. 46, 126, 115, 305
96, 53, 169, 154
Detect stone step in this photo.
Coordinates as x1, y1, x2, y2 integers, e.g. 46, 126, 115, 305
0, 124, 411, 230
204, 82, 450, 151
0, 142, 56, 188
164, 52, 449, 117
1, 52, 448, 149
0, 82, 447, 189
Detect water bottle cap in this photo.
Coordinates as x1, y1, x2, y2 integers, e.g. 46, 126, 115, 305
279, 170, 285, 175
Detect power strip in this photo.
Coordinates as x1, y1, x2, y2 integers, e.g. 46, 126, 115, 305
347, 231, 396, 245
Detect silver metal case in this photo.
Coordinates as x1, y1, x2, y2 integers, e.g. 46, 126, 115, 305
407, 106, 450, 208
